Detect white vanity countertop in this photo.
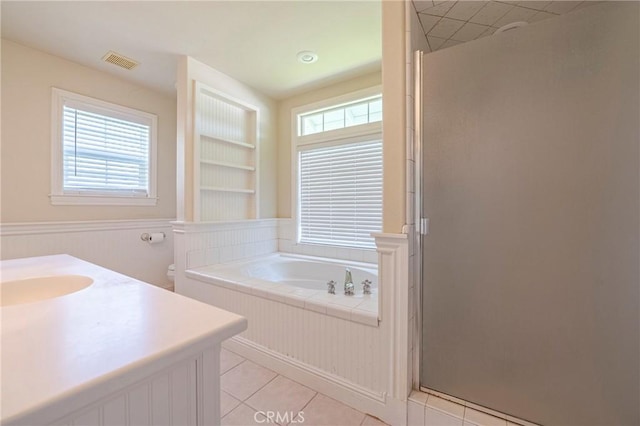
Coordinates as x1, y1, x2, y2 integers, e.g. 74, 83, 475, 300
0, 254, 247, 425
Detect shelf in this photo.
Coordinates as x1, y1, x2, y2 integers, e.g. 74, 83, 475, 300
200, 133, 255, 149
194, 81, 259, 221
200, 159, 255, 171
200, 186, 255, 194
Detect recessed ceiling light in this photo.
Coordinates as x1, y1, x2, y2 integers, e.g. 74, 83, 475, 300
297, 51, 318, 64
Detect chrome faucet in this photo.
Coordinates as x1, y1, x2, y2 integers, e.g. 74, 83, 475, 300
344, 268, 354, 296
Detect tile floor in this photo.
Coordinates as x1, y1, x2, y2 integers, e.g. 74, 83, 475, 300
220, 347, 389, 426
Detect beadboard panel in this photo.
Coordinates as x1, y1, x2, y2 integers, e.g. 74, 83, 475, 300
0, 220, 174, 289
55, 357, 198, 426
194, 82, 259, 222
181, 274, 387, 396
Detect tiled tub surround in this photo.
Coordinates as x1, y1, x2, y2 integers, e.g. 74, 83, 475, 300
176, 219, 279, 270
278, 219, 378, 263
176, 219, 379, 271
186, 253, 379, 326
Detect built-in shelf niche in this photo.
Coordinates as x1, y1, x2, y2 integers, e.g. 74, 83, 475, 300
194, 82, 259, 221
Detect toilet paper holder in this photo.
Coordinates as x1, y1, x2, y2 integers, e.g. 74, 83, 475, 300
140, 232, 166, 242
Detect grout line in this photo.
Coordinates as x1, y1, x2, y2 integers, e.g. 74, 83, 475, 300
220, 358, 246, 377
416, 0, 568, 52
298, 391, 319, 413
300, 393, 317, 407
241, 372, 280, 403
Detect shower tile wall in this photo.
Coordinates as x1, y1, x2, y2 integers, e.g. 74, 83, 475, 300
407, 390, 539, 426
411, 1, 600, 53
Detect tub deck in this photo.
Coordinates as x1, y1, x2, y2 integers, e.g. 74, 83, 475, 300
186, 253, 379, 326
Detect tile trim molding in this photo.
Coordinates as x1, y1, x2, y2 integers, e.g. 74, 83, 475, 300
0, 219, 174, 236
171, 218, 279, 234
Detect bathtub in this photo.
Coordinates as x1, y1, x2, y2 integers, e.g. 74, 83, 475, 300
186, 253, 378, 326
180, 250, 387, 411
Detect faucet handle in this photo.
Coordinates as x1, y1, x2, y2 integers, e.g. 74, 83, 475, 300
362, 279, 372, 295
327, 280, 336, 294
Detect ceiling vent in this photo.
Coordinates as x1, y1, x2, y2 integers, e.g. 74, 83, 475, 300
101, 51, 139, 70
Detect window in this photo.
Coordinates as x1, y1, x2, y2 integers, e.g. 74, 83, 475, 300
51, 88, 157, 205
299, 96, 382, 136
294, 88, 382, 250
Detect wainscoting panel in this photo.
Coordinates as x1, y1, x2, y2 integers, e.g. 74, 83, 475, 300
0, 219, 174, 289
53, 356, 200, 426
180, 275, 388, 406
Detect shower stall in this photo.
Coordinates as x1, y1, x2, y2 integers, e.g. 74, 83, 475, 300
417, 2, 639, 425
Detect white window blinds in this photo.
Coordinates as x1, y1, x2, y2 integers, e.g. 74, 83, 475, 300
62, 105, 150, 196
299, 140, 382, 249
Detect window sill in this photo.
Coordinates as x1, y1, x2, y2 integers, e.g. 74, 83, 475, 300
50, 194, 158, 206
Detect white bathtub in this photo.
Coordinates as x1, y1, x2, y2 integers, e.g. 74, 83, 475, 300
186, 253, 379, 326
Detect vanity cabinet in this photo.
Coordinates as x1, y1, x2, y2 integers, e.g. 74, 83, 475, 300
1, 255, 246, 426
53, 349, 215, 426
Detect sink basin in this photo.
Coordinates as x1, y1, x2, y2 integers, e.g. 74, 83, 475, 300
1, 275, 93, 307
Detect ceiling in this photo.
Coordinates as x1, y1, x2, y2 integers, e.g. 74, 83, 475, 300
413, 1, 601, 52
1, 1, 381, 99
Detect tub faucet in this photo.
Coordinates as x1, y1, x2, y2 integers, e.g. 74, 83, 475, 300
344, 268, 354, 296
327, 280, 336, 294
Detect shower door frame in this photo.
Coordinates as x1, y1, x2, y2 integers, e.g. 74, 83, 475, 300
411, 49, 425, 393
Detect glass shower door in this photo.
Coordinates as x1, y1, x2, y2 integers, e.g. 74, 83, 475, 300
419, 3, 639, 425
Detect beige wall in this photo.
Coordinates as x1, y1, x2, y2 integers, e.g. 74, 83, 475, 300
382, 0, 406, 233
176, 56, 277, 222
276, 0, 404, 229
1, 39, 177, 223
275, 71, 382, 218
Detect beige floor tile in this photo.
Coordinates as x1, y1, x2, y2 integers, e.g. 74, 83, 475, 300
301, 394, 365, 426
221, 360, 278, 401
246, 375, 316, 420
221, 348, 245, 374
221, 403, 266, 426
362, 414, 390, 425
221, 391, 242, 417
